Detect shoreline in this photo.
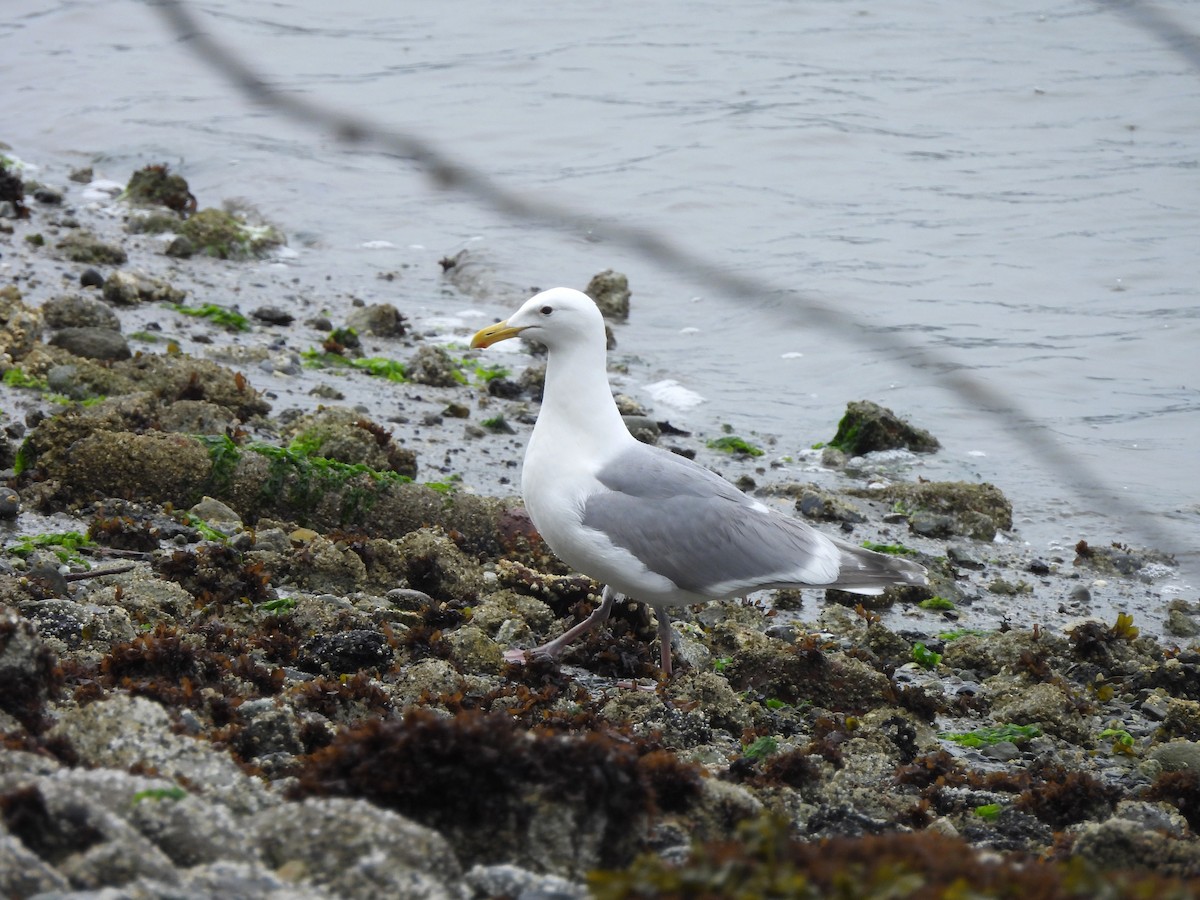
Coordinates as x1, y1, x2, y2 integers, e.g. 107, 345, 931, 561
2, 149, 1198, 898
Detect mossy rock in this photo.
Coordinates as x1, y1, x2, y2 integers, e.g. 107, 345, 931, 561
828, 400, 939, 455
178, 208, 284, 260
850, 480, 1012, 541
586, 269, 631, 321
124, 164, 195, 214
55, 231, 128, 266
283, 407, 417, 479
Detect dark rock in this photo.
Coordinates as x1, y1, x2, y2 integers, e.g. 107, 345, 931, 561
42, 293, 120, 331
301, 629, 393, 675
33, 186, 63, 205
585, 269, 631, 321
48, 327, 131, 361
486, 377, 524, 399
68, 166, 94, 183
79, 267, 104, 288
251, 305, 294, 326
828, 399, 940, 455
0, 488, 19, 519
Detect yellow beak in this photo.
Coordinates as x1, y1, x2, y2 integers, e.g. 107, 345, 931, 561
471, 320, 525, 349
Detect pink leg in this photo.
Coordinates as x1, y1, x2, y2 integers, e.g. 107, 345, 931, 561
504, 585, 618, 665
655, 607, 674, 676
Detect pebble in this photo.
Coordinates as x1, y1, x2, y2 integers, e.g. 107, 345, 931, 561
33, 186, 63, 204
79, 267, 104, 288
251, 305, 295, 325
947, 544, 986, 570
0, 487, 19, 518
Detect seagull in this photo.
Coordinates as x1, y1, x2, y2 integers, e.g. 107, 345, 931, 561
471, 287, 927, 674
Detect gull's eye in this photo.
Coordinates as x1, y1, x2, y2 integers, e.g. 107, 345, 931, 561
539, 305, 553, 316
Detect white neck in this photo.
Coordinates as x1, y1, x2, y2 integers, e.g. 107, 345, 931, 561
530, 337, 632, 463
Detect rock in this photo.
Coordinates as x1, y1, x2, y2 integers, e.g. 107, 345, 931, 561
178, 207, 284, 260
42, 293, 121, 331
0, 488, 18, 518
79, 267, 105, 288
251, 797, 463, 900
165, 233, 196, 258
125, 163, 196, 213
102, 269, 187, 305
909, 512, 956, 538
48, 326, 132, 361
251, 305, 295, 326
189, 495, 244, 535
828, 400, 940, 455
1166, 607, 1200, 638
1149, 740, 1200, 772
850, 480, 1012, 541
55, 230, 128, 265
0, 608, 59, 730
947, 544, 986, 569
794, 486, 867, 524
346, 302, 407, 337
407, 344, 463, 387
465, 863, 587, 900
47, 694, 272, 815
69, 166, 94, 183
0, 832, 70, 897
0, 284, 42, 363
33, 186, 63, 204
282, 407, 417, 478
301, 629, 394, 675
585, 269, 632, 321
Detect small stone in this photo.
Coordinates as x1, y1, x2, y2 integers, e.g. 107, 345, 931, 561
0, 488, 19, 518
33, 186, 63, 205
1027, 558, 1051, 576
79, 267, 104, 289
251, 305, 295, 326
947, 544, 986, 570
165, 234, 196, 258
68, 166, 94, 183
910, 513, 955, 538
623, 415, 661, 444
981, 741, 1022, 762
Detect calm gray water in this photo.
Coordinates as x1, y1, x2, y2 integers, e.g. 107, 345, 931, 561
4, 0, 1198, 581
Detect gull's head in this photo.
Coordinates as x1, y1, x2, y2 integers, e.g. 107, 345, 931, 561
470, 287, 605, 353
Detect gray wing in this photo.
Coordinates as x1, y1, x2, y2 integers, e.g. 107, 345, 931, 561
582, 443, 843, 596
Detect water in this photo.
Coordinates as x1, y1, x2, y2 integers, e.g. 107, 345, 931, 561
3, 0, 1198, 582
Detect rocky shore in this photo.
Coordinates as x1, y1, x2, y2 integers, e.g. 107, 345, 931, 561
1, 149, 1197, 898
